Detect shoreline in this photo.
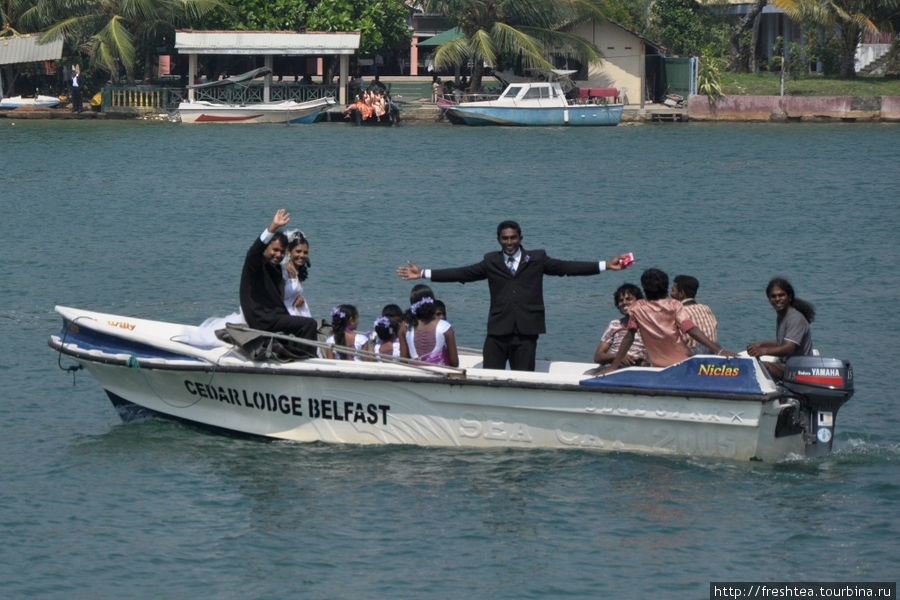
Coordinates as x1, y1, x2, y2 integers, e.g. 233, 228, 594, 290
3, 94, 899, 123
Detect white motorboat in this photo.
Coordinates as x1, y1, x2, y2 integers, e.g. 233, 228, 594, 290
48, 305, 854, 461
177, 67, 335, 123
177, 97, 334, 124
0, 94, 61, 108
440, 81, 623, 126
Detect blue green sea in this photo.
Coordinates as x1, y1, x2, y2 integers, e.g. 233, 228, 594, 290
1, 119, 898, 598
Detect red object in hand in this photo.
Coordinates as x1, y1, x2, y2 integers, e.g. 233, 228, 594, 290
619, 252, 635, 267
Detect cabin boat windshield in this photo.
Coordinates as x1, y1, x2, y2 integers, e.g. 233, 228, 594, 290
501, 85, 526, 100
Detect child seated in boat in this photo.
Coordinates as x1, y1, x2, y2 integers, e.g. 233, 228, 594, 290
404, 288, 459, 367
600, 268, 733, 373
322, 304, 370, 361
434, 299, 447, 322
593, 283, 650, 366
372, 304, 407, 359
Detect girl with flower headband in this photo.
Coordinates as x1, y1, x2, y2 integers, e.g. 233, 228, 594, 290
282, 230, 312, 318
372, 304, 407, 359
404, 287, 459, 367
322, 304, 370, 361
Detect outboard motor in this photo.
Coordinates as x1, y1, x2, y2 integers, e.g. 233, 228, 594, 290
781, 356, 854, 457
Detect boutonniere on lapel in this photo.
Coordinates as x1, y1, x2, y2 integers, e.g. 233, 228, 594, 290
524, 254, 531, 265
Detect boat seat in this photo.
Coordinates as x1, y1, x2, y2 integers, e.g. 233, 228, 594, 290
576, 87, 619, 104
217, 323, 315, 362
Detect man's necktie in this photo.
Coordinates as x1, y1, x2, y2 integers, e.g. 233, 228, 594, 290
507, 256, 515, 274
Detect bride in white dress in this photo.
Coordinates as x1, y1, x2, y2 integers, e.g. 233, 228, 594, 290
282, 230, 313, 318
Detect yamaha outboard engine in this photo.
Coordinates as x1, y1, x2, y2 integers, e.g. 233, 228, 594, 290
781, 356, 854, 457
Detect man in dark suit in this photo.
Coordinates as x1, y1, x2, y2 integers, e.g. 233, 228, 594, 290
70, 65, 84, 113
240, 209, 317, 343
397, 220, 626, 371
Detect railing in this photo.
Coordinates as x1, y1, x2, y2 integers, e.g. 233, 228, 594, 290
102, 83, 337, 112
103, 85, 186, 112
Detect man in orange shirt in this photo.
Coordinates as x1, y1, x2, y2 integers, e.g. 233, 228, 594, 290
601, 268, 733, 371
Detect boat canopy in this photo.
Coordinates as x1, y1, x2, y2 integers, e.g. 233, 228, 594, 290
187, 67, 272, 89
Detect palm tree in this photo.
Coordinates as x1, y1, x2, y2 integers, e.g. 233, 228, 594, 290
423, 0, 608, 92
773, 0, 899, 77
23, 0, 223, 84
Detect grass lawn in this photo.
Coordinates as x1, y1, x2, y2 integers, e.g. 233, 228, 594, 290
720, 72, 900, 96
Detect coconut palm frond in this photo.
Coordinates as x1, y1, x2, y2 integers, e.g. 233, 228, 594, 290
96, 15, 136, 73
491, 22, 551, 69
433, 35, 472, 70
469, 28, 498, 66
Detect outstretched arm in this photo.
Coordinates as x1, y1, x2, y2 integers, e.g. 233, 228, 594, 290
397, 261, 422, 280
605, 255, 624, 271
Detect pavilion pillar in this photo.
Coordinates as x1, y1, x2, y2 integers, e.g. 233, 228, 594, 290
410, 37, 419, 76
339, 55, 349, 104
188, 54, 197, 101
264, 55, 273, 102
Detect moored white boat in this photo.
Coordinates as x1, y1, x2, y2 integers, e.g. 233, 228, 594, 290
0, 94, 61, 108
177, 97, 334, 124
48, 305, 854, 461
441, 81, 623, 126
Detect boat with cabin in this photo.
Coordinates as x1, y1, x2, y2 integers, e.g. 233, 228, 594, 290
48, 305, 854, 461
439, 80, 623, 126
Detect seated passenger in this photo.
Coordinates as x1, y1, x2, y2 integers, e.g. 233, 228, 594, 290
433, 299, 447, 321
671, 274, 718, 355
404, 288, 459, 367
746, 277, 814, 379
594, 283, 650, 366
323, 304, 370, 361
371, 304, 407, 359
602, 268, 733, 372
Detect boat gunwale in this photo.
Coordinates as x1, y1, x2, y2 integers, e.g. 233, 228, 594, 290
49, 334, 783, 404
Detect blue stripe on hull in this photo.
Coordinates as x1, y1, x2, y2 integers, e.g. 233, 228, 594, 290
448, 105, 623, 126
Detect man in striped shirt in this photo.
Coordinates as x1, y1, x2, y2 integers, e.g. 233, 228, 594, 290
671, 275, 718, 355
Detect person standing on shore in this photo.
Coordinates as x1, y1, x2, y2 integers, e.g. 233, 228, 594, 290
70, 65, 84, 113
397, 220, 628, 371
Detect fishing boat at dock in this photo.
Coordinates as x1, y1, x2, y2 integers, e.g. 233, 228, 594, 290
49, 305, 854, 462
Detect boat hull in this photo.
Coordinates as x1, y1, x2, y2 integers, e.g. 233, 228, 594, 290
45, 305, 851, 462
445, 103, 623, 126
177, 97, 334, 124
74, 358, 794, 460
0, 94, 61, 108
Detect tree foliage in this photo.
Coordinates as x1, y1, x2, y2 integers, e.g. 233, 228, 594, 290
306, 0, 410, 55
24, 0, 224, 83
773, 0, 899, 77
423, 0, 609, 91
647, 0, 712, 56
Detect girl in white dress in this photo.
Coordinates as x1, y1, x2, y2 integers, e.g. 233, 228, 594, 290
282, 231, 312, 318
323, 304, 370, 361
404, 289, 459, 367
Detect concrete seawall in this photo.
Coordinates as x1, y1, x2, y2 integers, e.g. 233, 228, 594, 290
688, 95, 900, 122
